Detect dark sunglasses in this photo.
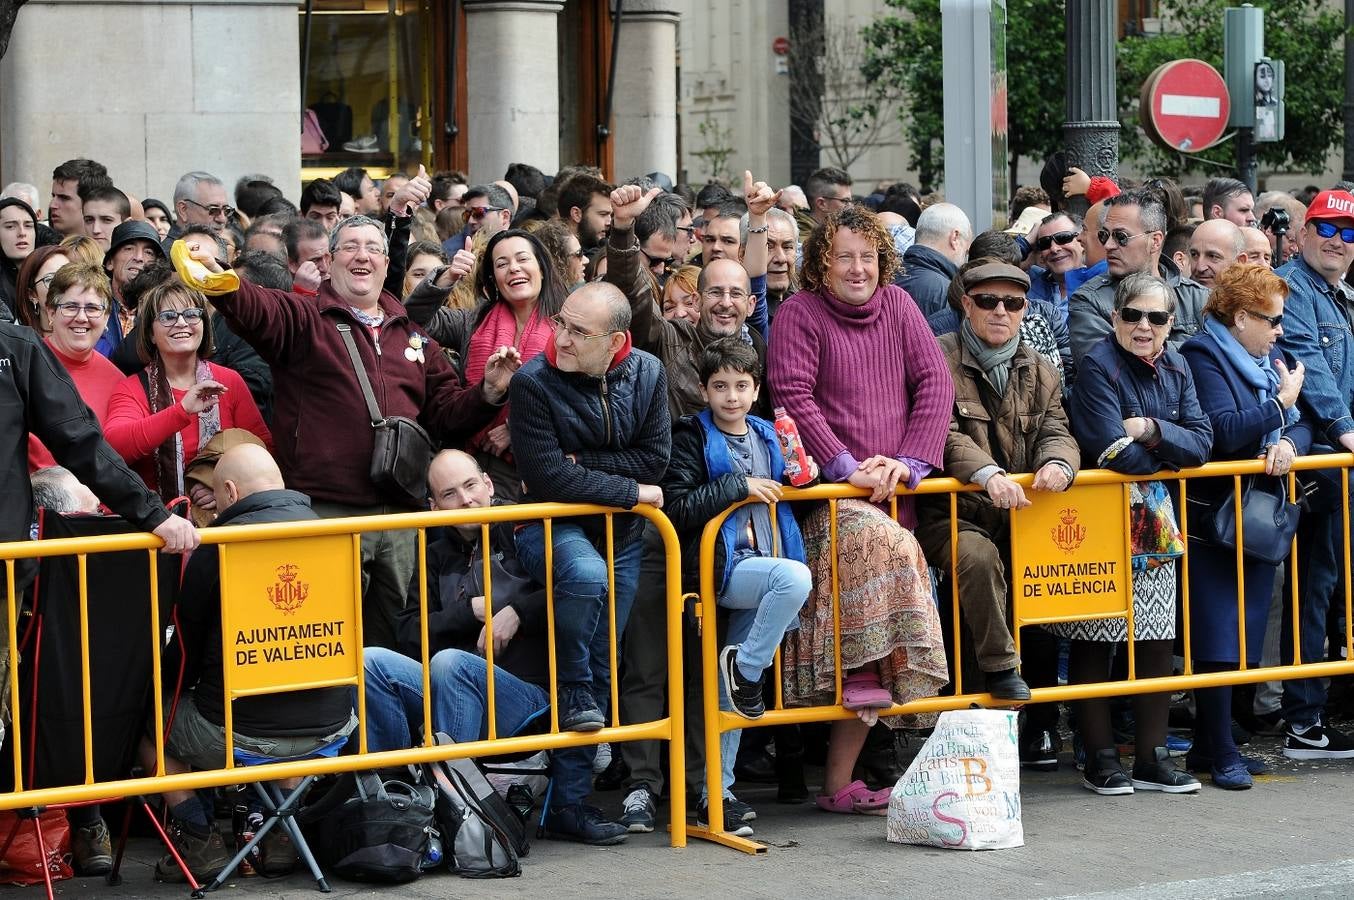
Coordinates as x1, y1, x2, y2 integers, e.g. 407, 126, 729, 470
1118, 307, 1171, 326
1034, 230, 1079, 252
969, 293, 1026, 312
468, 206, 506, 220
1313, 221, 1354, 243
1247, 309, 1284, 328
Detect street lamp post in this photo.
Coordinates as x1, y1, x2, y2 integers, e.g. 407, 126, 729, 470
1063, 0, 1119, 214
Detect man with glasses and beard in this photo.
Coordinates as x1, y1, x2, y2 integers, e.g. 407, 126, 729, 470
1069, 189, 1207, 363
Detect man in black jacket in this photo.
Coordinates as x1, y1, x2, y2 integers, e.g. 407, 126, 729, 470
1, 321, 197, 876
363, 450, 550, 749
509, 281, 670, 845
141, 445, 355, 882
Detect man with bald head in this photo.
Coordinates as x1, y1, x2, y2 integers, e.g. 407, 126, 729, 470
1187, 218, 1247, 288
142, 444, 355, 882
509, 281, 670, 845
1242, 226, 1273, 267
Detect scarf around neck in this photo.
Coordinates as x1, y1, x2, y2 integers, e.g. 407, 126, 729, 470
1202, 313, 1295, 445
147, 356, 221, 504
960, 319, 1020, 396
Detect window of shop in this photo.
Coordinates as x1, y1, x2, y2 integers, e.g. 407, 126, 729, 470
299, 0, 437, 181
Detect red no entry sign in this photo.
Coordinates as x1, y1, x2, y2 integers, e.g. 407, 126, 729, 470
1140, 59, 1231, 153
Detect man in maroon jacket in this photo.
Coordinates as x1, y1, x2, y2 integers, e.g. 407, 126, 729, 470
184, 217, 520, 648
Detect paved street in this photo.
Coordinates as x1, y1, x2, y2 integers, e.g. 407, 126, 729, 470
44, 726, 1354, 900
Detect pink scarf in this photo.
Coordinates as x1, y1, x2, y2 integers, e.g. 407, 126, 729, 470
465, 301, 552, 454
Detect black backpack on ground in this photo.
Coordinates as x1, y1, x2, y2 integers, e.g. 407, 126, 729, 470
300, 769, 437, 883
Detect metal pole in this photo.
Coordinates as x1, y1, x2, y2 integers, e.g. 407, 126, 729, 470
299, 0, 314, 122
1344, 0, 1354, 181
1063, 0, 1119, 216
1238, 126, 1258, 195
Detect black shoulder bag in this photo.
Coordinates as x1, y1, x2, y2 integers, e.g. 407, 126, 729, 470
1208, 475, 1302, 567
337, 323, 436, 507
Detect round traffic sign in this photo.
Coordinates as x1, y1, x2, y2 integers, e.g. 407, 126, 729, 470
1140, 59, 1231, 153
772, 36, 790, 56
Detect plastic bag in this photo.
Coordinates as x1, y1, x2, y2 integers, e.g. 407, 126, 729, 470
0, 808, 73, 885
886, 708, 1024, 850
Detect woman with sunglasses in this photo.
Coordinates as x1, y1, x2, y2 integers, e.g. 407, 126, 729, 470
1179, 264, 1310, 789
105, 280, 270, 504
1051, 272, 1212, 796
26, 264, 126, 471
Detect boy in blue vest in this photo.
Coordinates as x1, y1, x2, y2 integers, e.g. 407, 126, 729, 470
662, 337, 813, 835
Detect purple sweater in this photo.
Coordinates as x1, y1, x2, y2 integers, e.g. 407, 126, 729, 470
767, 282, 954, 528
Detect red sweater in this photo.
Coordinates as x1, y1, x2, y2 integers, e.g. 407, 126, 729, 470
104, 363, 272, 495
28, 342, 125, 472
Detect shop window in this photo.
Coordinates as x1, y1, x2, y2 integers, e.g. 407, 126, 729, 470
300, 0, 434, 179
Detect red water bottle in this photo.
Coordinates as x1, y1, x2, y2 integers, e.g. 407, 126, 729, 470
774, 407, 812, 487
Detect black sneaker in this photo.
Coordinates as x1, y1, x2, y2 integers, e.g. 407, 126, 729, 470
1082, 748, 1134, 796
985, 668, 1031, 702
1283, 720, 1354, 760
618, 785, 656, 834
1020, 727, 1060, 771
723, 795, 757, 822
559, 682, 605, 732
719, 645, 765, 719
695, 799, 753, 837
1131, 746, 1201, 793
544, 804, 628, 845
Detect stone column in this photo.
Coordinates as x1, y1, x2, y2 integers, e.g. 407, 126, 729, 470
1063, 0, 1119, 204
0, 0, 301, 201
610, 0, 679, 181
463, 0, 564, 183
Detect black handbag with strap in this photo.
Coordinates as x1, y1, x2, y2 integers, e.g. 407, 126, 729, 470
337, 323, 436, 507
1208, 475, 1301, 567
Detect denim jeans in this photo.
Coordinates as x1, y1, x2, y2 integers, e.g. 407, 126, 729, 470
514, 522, 644, 807
703, 556, 811, 799
362, 647, 549, 749
1282, 465, 1343, 728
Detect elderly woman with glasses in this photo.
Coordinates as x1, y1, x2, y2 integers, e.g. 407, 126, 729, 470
26, 264, 126, 470
1051, 271, 1213, 797
1180, 263, 1311, 789
105, 280, 270, 503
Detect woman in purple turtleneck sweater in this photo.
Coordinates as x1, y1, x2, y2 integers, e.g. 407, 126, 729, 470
769, 206, 951, 815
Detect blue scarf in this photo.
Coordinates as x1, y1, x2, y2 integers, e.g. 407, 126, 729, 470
1201, 313, 1296, 446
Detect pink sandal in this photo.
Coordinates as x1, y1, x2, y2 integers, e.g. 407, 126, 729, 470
816, 779, 891, 815
841, 672, 893, 710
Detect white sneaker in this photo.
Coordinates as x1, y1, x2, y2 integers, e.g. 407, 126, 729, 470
592, 742, 612, 774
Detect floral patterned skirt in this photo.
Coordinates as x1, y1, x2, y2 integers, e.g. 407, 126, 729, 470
780, 500, 950, 726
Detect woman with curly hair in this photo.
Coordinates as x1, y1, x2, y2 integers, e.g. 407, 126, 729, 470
767, 204, 951, 815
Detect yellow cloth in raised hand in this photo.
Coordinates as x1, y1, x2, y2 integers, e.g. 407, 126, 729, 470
170, 239, 239, 296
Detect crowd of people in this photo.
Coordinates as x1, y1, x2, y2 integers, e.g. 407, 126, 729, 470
2, 153, 1352, 881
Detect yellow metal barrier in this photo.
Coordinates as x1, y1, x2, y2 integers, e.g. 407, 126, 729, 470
692, 454, 1354, 854
0, 502, 686, 849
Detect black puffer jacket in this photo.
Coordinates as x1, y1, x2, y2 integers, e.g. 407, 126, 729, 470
508, 339, 670, 547
0, 323, 168, 547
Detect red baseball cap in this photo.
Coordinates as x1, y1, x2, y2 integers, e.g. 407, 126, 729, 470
1305, 189, 1354, 223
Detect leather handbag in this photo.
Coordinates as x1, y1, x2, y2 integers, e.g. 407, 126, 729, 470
338, 323, 436, 507
1209, 476, 1301, 566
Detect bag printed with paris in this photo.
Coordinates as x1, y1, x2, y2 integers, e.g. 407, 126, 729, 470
886, 709, 1024, 850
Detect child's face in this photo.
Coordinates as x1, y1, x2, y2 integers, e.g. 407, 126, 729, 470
700, 366, 760, 431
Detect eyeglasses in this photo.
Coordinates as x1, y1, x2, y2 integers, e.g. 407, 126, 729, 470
335, 241, 387, 257
467, 206, 506, 220
548, 314, 616, 341
1247, 309, 1284, 328
1035, 230, 1079, 252
183, 198, 236, 219
1097, 228, 1153, 247
53, 301, 107, 319
154, 308, 206, 326
1118, 307, 1171, 327
570, 248, 588, 260
701, 286, 750, 302
36, 273, 58, 288
1313, 221, 1354, 244
968, 293, 1026, 312
640, 248, 679, 272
